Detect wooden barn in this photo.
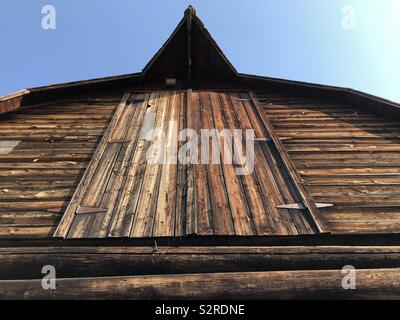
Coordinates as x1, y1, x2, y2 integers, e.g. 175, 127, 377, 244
1, 6, 400, 299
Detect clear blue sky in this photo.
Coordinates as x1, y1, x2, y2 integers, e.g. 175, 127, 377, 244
1, 0, 399, 102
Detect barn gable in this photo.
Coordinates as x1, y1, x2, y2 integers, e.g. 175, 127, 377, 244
143, 6, 238, 82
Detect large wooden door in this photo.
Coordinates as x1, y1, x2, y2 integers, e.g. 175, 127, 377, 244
54, 90, 320, 239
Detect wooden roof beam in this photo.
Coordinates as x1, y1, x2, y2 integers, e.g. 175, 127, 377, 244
2, 268, 400, 299
185, 6, 195, 80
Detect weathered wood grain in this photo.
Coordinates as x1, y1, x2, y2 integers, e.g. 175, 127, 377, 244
260, 93, 400, 234
1, 268, 400, 299
53, 90, 324, 239
54, 93, 130, 238
0, 93, 121, 238
1, 245, 400, 280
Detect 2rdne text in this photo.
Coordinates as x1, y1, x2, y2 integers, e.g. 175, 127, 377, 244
155, 304, 245, 317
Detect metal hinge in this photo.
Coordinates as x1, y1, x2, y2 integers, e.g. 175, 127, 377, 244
75, 206, 107, 215
277, 203, 333, 210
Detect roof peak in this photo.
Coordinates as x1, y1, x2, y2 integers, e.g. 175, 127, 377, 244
143, 5, 237, 82
184, 5, 196, 17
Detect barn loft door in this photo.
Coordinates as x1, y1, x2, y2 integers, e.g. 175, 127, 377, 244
54, 92, 177, 238
54, 91, 324, 239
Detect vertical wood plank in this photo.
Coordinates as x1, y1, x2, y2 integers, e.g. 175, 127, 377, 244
174, 92, 187, 236
185, 89, 197, 235
130, 92, 169, 237
211, 92, 255, 235
191, 91, 213, 235
108, 93, 161, 237
153, 92, 179, 237
200, 92, 235, 235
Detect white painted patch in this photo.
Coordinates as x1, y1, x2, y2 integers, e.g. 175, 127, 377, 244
0, 140, 20, 155
139, 112, 156, 140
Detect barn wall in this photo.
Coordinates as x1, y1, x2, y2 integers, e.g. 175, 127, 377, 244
0, 91, 123, 238
259, 92, 400, 234
1, 88, 400, 239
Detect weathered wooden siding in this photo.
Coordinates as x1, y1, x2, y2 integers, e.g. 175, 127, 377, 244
259, 92, 400, 234
1, 89, 400, 239
0, 92, 123, 238
55, 90, 318, 239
